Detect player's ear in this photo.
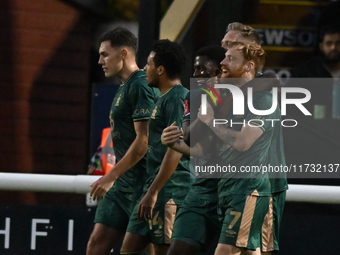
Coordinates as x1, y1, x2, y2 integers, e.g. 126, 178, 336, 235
157, 65, 164, 75
246, 61, 254, 72
121, 48, 128, 60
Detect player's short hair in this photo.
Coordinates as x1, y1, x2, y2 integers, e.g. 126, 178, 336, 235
226, 22, 261, 45
100, 27, 137, 53
195, 45, 226, 65
151, 39, 187, 79
229, 42, 266, 74
319, 24, 340, 43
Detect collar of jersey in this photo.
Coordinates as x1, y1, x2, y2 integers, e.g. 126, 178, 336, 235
120, 69, 140, 86
160, 84, 181, 97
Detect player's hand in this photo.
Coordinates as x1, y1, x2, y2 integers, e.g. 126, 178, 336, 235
137, 190, 157, 221
207, 76, 222, 107
90, 174, 114, 201
161, 122, 182, 147
87, 163, 96, 175
200, 76, 220, 106
198, 102, 215, 125
207, 76, 218, 86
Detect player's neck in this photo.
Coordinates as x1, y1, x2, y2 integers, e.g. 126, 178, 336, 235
119, 61, 139, 83
159, 78, 181, 95
235, 73, 253, 88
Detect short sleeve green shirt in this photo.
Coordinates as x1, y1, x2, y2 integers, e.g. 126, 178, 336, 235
146, 85, 193, 204
218, 91, 283, 197
182, 90, 219, 202
183, 89, 205, 122
109, 70, 160, 192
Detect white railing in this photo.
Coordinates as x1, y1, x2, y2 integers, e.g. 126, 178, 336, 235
0, 173, 99, 194
0, 172, 339, 204
286, 184, 340, 204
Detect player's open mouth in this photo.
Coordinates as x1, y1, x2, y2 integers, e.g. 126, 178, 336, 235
220, 66, 229, 78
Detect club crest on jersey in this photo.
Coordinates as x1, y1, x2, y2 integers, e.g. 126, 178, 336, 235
115, 94, 122, 106
151, 106, 158, 119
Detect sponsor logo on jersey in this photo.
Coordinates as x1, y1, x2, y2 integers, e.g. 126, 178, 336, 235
111, 132, 120, 139
134, 108, 150, 116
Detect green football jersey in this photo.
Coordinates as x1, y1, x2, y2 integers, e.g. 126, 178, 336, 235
183, 178, 219, 207
183, 91, 190, 122
218, 91, 283, 197
266, 110, 288, 193
183, 89, 219, 202
187, 145, 220, 202
109, 70, 160, 192
183, 89, 205, 122
146, 84, 193, 204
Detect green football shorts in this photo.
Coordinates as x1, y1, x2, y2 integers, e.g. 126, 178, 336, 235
261, 190, 286, 252
171, 198, 220, 250
218, 194, 270, 250
94, 186, 141, 232
126, 198, 177, 244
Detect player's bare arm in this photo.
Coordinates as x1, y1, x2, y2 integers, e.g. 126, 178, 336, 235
183, 119, 190, 145
137, 147, 183, 221
162, 122, 211, 157
90, 120, 149, 200
198, 102, 263, 152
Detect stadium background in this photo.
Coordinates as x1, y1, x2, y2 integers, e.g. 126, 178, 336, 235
0, 0, 340, 254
